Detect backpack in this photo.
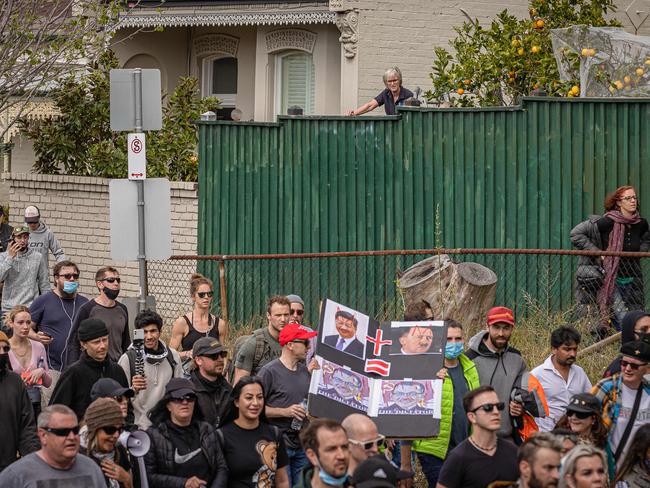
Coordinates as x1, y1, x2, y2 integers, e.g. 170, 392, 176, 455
125, 348, 178, 380
225, 328, 266, 383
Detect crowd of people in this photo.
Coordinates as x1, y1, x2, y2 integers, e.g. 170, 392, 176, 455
0, 188, 649, 488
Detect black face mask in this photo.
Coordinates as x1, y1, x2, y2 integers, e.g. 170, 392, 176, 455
103, 287, 120, 301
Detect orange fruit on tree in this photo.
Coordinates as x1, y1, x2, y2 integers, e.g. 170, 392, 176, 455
511, 39, 520, 47
456, 88, 465, 95
463, 79, 471, 85
518, 48, 525, 56
636, 68, 644, 76
535, 19, 545, 29
624, 75, 632, 84
614, 80, 623, 89
531, 46, 541, 54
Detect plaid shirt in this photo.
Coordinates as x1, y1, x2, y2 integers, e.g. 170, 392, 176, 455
591, 373, 650, 432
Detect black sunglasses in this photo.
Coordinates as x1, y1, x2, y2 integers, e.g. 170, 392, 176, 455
0, 345, 10, 353
171, 394, 197, 403
567, 410, 594, 419
113, 395, 127, 403
204, 351, 228, 360
57, 273, 79, 280
197, 291, 214, 298
470, 402, 506, 413
43, 425, 81, 437
292, 339, 310, 346
621, 359, 648, 371
101, 277, 121, 284
101, 425, 123, 435
291, 309, 305, 316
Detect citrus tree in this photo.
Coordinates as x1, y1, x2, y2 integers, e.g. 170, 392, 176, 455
428, 0, 621, 106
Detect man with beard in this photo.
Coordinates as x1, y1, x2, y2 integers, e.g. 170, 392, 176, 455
512, 433, 563, 488
466, 306, 528, 440
0, 226, 49, 315
29, 260, 89, 405
64, 266, 129, 367
295, 418, 351, 488
50, 318, 129, 420
0, 330, 39, 472
531, 326, 592, 432
0, 404, 105, 487
189, 336, 231, 427
118, 309, 182, 429
437, 386, 519, 488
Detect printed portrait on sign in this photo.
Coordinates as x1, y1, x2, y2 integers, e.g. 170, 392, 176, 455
388, 321, 444, 356
317, 359, 370, 411
322, 300, 369, 360
377, 380, 436, 416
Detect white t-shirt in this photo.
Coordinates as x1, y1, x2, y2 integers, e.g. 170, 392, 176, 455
609, 384, 650, 462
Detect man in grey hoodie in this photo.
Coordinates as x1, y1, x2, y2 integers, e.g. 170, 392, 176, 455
465, 306, 527, 440
0, 226, 49, 314
24, 205, 66, 265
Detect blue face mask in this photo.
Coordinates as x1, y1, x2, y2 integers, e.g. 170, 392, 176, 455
445, 341, 464, 359
317, 460, 349, 486
63, 281, 79, 294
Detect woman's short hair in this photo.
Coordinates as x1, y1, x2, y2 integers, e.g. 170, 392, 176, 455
382, 67, 402, 85
559, 444, 608, 488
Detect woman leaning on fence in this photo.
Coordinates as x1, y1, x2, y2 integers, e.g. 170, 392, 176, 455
571, 186, 650, 331
170, 274, 227, 372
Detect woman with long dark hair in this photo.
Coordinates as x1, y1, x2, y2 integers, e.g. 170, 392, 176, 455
83, 398, 133, 488
613, 423, 650, 487
145, 378, 227, 488
571, 185, 650, 330
217, 376, 289, 488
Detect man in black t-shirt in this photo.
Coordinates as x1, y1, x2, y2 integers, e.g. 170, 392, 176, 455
258, 322, 317, 487
437, 386, 519, 488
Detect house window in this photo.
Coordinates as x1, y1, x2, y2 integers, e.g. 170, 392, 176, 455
202, 55, 238, 109
275, 51, 315, 116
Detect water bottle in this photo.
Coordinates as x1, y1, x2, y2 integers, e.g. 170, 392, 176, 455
291, 398, 308, 430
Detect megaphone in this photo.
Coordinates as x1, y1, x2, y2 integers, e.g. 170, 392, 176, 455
118, 429, 151, 457
119, 430, 151, 488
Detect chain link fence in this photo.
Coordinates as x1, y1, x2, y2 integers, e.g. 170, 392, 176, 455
147, 248, 650, 335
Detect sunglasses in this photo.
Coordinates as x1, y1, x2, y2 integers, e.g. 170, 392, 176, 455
101, 277, 121, 284
57, 273, 79, 280
621, 359, 648, 371
349, 435, 386, 450
567, 410, 594, 420
291, 309, 305, 316
101, 425, 124, 435
204, 352, 228, 360
197, 291, 214, 298
43, 425, 81, 437
292, 339, 310, 346
0, 345, 10, 353
113, 395, 127, 403
171, 394, 197, 403
470, 402, 506, 414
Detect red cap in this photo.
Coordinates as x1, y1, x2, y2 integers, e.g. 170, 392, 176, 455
279, 323, 318, 346
486, 306, 515, 326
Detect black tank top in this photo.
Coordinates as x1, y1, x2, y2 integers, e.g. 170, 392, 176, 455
180, 313, 219, 351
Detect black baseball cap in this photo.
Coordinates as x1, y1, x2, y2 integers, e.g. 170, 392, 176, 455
165, 378, 196, 399
90, 378, 134, 401
351, 455, 413, 488
621, 339, 650, 362
566, 393, 600, 415
192, 337, 225, 357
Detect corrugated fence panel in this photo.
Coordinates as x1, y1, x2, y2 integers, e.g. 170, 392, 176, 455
197, 99, 650, 320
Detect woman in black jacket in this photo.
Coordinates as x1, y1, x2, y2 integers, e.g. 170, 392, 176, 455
145, 378, 227, 488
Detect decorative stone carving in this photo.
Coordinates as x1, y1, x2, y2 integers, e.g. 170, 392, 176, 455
626, 0, 650, 32
265, 29, 317, 54
335, 10, 358, 59
194, 34, 239, 58
329, 0, 358, 13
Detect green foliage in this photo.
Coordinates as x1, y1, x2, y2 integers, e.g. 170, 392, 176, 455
22, 51, 220, 181
428, 0, 621, 106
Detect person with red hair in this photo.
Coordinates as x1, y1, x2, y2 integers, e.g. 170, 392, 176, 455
571, 186, 650, 332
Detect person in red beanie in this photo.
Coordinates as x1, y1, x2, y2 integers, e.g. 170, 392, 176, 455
466, 306, 528, 441
257, 322, 318, 486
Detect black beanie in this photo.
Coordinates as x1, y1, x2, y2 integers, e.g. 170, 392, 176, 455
78, 318, 108, 342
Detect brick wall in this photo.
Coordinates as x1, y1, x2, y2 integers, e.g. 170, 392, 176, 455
3, 173, 198, 300
354, 0, 650, 105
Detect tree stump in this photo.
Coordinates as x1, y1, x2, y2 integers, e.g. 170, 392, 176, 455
398, 254, 498, 328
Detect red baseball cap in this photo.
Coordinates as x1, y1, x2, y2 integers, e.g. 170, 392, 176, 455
279, 323, 317, 346
486, 306, 515, 326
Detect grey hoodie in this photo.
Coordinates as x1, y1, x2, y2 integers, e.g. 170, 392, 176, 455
27, 221, 65, 264
466, 330, 527, 438
0, 248, 50, 312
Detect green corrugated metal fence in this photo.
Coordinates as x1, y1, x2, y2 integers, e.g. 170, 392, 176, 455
196, 98, 650, 320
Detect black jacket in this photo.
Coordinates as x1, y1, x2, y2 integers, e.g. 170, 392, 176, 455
144, 419, 227, 488
0, 370, 39, 471
189, 370, 232, 427
50, 351, 128, 421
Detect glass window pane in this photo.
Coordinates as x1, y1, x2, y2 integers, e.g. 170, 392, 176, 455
280, 53, 314, 115
212, 57, 237, 94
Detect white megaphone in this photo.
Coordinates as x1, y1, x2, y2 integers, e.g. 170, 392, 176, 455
119, 430, 151, 488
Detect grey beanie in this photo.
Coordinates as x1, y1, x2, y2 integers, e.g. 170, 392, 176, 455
286, 294, 304, 306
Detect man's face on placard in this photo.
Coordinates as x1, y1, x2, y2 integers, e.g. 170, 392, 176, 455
399, 326, 433, 354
